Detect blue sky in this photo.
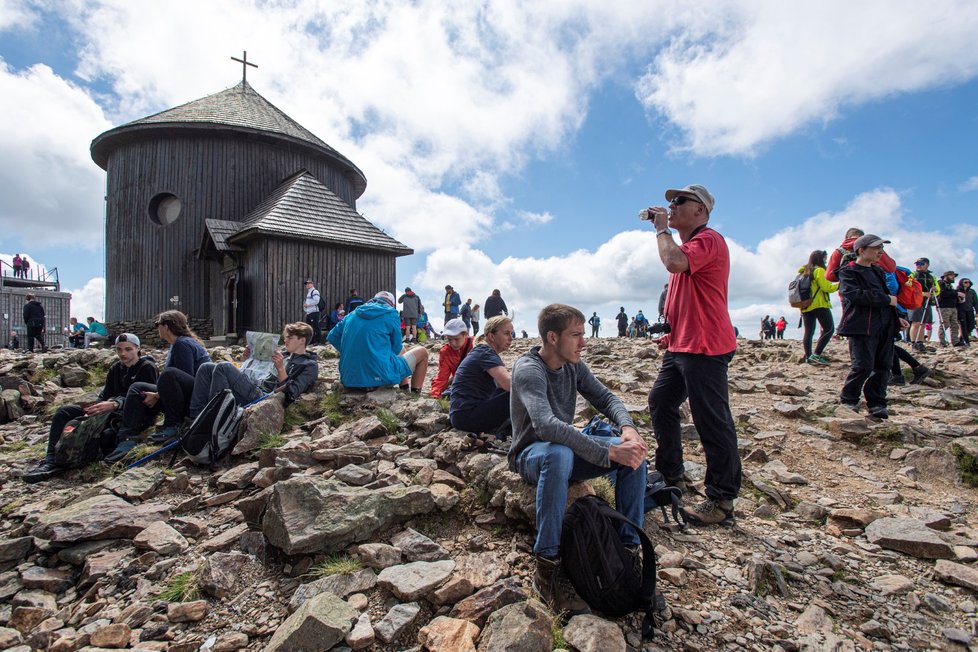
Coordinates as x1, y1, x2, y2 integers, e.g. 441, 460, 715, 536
2, 1, 978, 336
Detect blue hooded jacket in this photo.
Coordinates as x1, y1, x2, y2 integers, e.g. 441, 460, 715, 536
327, 299, 411, 388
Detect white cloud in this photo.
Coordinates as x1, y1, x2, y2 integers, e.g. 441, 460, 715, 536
636, 2, 978, 156
517, 210, 554, 225
0, 60, 111, 246
960, 176, 978, 192
65, 276, 105, 322
0, 0, 37, 31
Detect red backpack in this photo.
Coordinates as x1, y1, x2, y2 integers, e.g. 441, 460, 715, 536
896, 266, 923, 310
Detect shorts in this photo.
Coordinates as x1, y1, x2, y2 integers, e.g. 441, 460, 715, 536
909, 305, 933, 324
404, 317, 417, 326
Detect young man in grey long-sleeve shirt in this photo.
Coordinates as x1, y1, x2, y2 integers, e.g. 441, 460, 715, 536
510, 303, 648, 616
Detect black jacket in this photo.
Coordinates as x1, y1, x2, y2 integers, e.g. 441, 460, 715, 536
99, 356, 159, 407
259, 351, 319, 406
484, 296, 508, 319
837, 263, 897, 337
23, 300, 45, 326
937, 280, 958, 309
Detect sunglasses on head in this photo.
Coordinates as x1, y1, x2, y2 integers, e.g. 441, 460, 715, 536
671, 196, 701, 206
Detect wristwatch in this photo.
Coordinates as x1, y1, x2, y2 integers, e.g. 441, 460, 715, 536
656, 229, 672, 237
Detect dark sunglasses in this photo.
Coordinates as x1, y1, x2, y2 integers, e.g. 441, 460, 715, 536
671, 196, 701, 206
915, 262, 927, 266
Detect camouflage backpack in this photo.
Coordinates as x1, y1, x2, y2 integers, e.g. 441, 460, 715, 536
53, 411, 120, 469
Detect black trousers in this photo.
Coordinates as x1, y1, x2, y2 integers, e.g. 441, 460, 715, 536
45, 404, 85, 460
891, 344, 920, 376
26, 324, 45, 352
123, 368, 195, 436
648, 351, 742, 502
305, 311, 322, 344
801, 308, 835, 357
959, 310, 976, 343
841, 333, 893, 409
450, 389, 510, 434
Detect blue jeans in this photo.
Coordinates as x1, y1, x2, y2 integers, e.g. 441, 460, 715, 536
190, 362, 263, 417
514, 437, 646, 558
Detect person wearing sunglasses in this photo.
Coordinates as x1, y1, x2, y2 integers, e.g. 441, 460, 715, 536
957, 278, 977, 346
643, 184, 740, 527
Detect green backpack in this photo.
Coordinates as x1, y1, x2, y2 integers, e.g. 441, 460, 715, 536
53, 412, 120, 469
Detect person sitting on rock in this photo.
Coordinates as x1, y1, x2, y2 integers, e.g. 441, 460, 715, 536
449, 315, 513, 437
68, 317, 88, 349
328, 291, 429, 392
105, 311, 211, 461
7, 330, 19, 349
25, 334, 158, 483
430, 318, 474, 399
83, 317, 109, 348
184, 322, 319, 423
509, 303, 647, 615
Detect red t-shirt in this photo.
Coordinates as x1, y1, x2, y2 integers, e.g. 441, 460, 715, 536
664, 227, 737, 356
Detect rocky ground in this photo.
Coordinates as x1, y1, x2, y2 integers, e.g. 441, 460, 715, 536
0, 335, 977, 652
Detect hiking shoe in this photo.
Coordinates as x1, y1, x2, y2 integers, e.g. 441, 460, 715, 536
868, 406, 889, 419
954, 341, 968, 348
912, 342, 926, 353
24, 460, 65, 484
888, 375, 906, 386
533, 555, 591, 617
839, 401, 860, 412
683, 498, 735, 527
104, 439, 139, 463
806, 355, 829, 366
813, 354, 831, 364
149, 425, 179, 444
910, 365, 934, 385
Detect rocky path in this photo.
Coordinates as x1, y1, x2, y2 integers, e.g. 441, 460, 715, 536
0, 337, 976, 651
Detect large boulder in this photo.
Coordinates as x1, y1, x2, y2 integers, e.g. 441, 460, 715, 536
261, 476, 437, 554
865, 518, 954, 559
59, 364, 89, 388
477, 599, 552, 652
30, 495, 171, 543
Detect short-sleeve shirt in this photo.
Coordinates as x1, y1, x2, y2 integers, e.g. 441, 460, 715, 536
665, 227, 737, 356
449, 344, 504, 414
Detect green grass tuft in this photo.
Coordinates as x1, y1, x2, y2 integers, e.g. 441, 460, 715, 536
283, 404, 307, 429
258, 432, 287, 450
319, 391, 349, 426
958, 452, 978, 487
550, 616, 566, 649
310, 554, 363, 578
1, 498, 25, 516
159, 571, 200, 602
375, 408, 400, 435
30, 366, 59, 385
79, 461, 115, 482
83, 366, 108, 391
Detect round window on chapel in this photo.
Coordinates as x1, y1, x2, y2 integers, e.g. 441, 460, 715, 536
148, 193, 182, 226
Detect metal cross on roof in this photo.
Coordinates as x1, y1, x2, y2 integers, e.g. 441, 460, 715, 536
231, 51, 258, 82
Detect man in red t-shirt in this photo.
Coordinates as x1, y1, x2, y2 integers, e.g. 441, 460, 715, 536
645, 184, 741, 527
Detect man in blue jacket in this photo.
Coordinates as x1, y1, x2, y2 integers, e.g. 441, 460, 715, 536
328, 291, 429, 392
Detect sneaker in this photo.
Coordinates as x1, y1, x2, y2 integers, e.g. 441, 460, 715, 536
104, 439, 139, 463
24, 460, 66, 484
533, 555, 591, 617
149, 425, 179, 444
806, 355, 829, 366
840, 401, 860, 412
954, 341, 968, 348
888, 375, 906, 386
912, 342, 926, 353
814, 354, 831, 364
868, 406, 889, 419
683, 498, 735, 527
910, 365, 934, 385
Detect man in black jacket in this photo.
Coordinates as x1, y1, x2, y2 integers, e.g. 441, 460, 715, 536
22, 294, 46, 353
936, 271, 962, 347
837, 234, 900, 419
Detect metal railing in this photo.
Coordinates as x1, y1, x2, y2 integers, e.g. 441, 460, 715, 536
0, 260, 60, 289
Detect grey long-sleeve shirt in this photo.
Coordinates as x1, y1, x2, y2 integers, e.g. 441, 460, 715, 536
508, 346, 635, 470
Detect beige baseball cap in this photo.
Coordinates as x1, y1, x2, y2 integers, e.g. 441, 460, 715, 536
664, 184, 715, 213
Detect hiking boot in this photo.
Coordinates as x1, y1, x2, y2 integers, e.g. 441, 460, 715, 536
149, 425, 179, 444
868, 406, 889, 419
24, 460, 65, 484
888, 375, 906, 386
533, 555, 591, 617
104, 439, 139, 463
683, 498, 735, 527
912, 342, 926, 353
839, 401, 860, 413
910, 365, 934, 385
954, 341, 968, 348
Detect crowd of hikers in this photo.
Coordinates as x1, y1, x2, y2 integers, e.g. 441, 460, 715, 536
14, 188, 978, 631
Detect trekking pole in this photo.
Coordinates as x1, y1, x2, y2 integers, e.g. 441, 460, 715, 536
126, 439, 182, 470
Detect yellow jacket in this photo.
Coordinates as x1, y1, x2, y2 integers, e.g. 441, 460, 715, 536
797, 266, 839, 312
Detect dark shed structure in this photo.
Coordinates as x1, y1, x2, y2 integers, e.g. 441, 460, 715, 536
90, 80, 411, 338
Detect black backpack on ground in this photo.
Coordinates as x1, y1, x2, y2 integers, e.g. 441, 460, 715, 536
561, 495, 663, 638
173, 389, 244, 467
54, 411, 120, 469
644, 470, 688, 529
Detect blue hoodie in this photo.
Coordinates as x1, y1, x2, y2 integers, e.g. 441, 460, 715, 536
327, 299, 411, 388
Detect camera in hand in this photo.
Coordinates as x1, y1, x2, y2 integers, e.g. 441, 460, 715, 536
649, 320, 670, 335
